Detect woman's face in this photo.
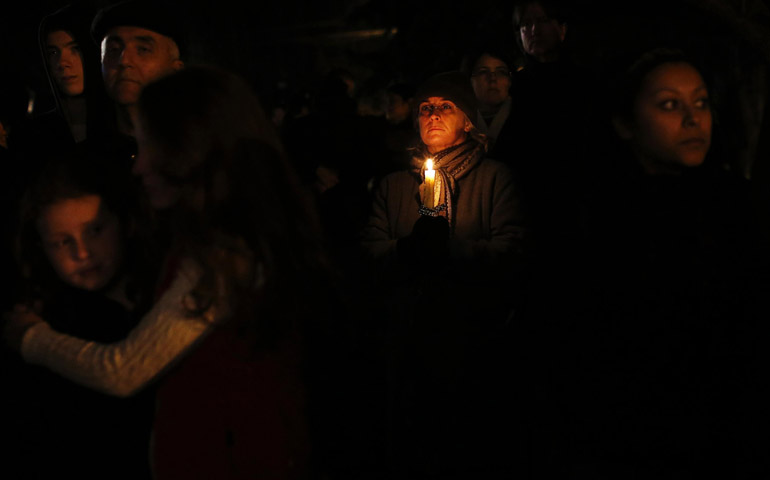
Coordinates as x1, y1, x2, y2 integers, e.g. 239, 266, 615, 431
470, 54, 512, 109
37, 195, 124, 291
418, 96, 470, 154
133, 117, 181, 209
622, 62, 712, 172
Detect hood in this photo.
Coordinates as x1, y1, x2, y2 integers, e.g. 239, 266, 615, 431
38, 2, 113, 137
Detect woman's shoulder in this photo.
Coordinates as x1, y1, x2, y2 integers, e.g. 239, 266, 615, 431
479, 157, 512, 171
470, 157, 516, 183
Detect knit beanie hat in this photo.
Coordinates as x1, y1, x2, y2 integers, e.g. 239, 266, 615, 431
413, 71, 478, 121
91, 0, 186, 58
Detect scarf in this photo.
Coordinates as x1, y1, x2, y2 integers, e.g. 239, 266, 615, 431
411, 139, 485, 229
476, 97, 512, 145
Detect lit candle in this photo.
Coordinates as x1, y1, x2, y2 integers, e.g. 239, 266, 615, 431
424, 158, 435, 209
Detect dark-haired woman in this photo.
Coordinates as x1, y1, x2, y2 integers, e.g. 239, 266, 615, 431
464, 48, 516, 162
565, 49, 762, 476
6, 66, 339, 479
362, 71, 523, 264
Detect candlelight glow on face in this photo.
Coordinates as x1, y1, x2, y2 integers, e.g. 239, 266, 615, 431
418, 97, 471, 153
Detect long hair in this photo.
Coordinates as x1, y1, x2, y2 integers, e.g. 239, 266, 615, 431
137, 66, 334, 345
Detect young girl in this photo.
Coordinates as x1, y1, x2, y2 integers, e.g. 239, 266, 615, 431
7, 67, 341, 479
6, 155, 156, 479
16, 156, 155, 311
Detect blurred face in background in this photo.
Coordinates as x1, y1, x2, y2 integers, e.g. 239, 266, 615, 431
386, 92, 411, 124
617, 62, 712, 173
516, 2, 566, 62
133, 116, 181, 209
46, 30, 85, 97
470, 54, 512, 109
38, 195, 124, 291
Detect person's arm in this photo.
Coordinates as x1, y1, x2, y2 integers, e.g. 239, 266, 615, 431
360, 174, 400, 260
20, 259, 225, 397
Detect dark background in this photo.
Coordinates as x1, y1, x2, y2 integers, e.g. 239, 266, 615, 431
0, 0, 770, 232
2, 0, 769, 172
3, 0, 768, 233
1, 2, 769, 476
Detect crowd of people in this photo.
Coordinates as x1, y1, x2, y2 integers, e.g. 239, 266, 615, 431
1, 0, 768, 478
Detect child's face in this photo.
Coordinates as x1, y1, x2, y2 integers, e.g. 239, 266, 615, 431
37, 195, 124, 291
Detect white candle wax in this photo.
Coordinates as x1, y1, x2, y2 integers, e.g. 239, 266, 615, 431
424, 159, 435, 208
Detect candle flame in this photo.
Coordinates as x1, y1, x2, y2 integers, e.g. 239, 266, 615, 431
425, 159, 433, 171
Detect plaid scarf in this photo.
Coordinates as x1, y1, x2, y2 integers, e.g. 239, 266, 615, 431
411, 139, 485, 229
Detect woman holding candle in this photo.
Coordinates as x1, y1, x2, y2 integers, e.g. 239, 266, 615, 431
360, 71, 525, 477
361, 71, 523, 265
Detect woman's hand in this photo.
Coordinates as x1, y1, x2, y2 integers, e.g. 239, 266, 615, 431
3, 304, 44, 353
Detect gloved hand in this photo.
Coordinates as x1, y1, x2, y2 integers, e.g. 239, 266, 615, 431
397, 215, 449, 263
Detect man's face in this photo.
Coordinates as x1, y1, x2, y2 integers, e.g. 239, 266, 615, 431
518, 3, 566, 62
101, 26, 183, 106
46, 30, 85, 97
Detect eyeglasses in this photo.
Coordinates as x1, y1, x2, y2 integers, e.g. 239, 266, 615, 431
471, 68, 511, 80
418, 102, 457, 117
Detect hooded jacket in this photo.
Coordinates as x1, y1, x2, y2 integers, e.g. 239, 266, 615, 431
35, 2, 114, 147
